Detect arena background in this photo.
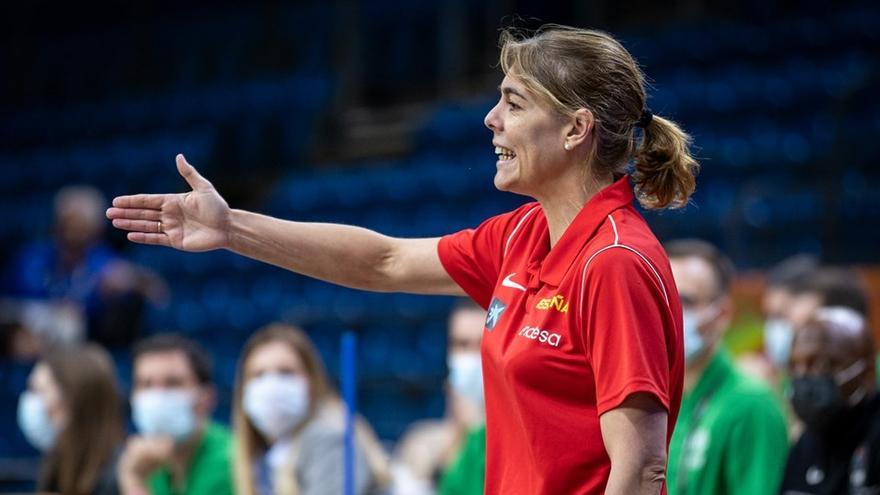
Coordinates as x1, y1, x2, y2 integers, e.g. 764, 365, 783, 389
1, 0, 878, 490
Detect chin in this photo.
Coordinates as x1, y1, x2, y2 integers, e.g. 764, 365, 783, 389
493, 171, 515, 192
493, 174, 532, 197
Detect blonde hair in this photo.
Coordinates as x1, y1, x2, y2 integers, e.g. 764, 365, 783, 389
232, 323, 390, 495
499, 25, 699, 209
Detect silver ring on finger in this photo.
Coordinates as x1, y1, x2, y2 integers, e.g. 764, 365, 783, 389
157, 221, 163, 233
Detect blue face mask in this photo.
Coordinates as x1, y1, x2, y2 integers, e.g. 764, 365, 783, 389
448, 351, 484, 408
18, 391, 59, 452
132, 388, 197, 441
682, 310, 705, 363
764, 318, 794, 368
682, 303, 723, 364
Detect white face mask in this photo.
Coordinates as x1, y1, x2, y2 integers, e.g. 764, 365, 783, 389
132, 388, 197, 440
18, 391, 59, 452
682, 310, 705, 363
764, 318, 795, 368
447, 351, 484, 407
682, 303, 722, 364
243, 373, 310, 441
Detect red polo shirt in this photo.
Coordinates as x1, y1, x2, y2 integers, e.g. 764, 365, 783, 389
438, 175, 683, 495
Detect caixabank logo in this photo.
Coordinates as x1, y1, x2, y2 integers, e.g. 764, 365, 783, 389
486, 298, 507, 331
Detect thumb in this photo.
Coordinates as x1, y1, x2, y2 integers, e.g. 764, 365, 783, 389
176, 154, 212, 191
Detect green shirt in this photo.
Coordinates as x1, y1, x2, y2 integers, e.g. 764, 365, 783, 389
667, 349, 788, 495
147, 422, 234, 495
439, 424, 486, 495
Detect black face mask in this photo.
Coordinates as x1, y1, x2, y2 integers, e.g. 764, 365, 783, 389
789, 360, 867, 432
790, 375, 844, 431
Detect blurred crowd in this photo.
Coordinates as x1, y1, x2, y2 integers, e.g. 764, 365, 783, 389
0, 188, 877, 495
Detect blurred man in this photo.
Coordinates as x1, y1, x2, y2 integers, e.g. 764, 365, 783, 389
118, 334, 233, 495
780, 307, 879, 494
5, 186, 166, 347
392, 299, 486, 495
741, 262, 869, 388
761, 255, 819, 374
665, 240, 788, 495
778, 268, 868, 348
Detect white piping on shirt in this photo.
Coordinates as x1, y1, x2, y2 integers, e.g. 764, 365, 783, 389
608, 214, 620, 245
504, 205, 541, 256
577, 213, 671, 326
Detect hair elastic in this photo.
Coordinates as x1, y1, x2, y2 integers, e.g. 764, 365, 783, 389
636, 109, 653, 128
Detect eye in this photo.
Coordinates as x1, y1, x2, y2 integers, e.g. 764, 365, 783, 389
679, 294, 698, 308
507, 100, 521, 111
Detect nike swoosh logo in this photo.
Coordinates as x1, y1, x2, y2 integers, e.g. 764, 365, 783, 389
501, 273, 526, 291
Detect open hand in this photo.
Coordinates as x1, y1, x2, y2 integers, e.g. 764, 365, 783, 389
106, 155, 230, 251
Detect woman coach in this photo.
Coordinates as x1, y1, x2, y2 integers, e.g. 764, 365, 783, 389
108, 25, 698, 495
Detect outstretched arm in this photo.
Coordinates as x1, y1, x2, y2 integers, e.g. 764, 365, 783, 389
107, 155, 464, 295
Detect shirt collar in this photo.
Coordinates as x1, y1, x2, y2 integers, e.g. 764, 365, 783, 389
530, 175, 635, 287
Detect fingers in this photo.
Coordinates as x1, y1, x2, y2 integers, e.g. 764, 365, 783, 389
106, 207, 162, 221
112, 219, 165, 233
127, 232, 172, 247
176, 154, 212, 192
111, 194, 166, 209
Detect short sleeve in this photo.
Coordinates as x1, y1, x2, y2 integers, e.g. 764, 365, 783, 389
437, 203, 538, 309
582, 248, 675, 415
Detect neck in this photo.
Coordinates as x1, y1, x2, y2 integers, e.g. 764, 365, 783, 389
170, 426, 204, 485
57, 243, 88, 269
684, 347, 718, 392
535, 170, 612, 247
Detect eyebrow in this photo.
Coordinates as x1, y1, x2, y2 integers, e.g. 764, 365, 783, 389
499, 85, 528, 102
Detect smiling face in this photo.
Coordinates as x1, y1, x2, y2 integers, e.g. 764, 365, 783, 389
484, 75, 578, 198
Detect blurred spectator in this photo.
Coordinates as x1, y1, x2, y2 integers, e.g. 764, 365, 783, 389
393, 299, 486, 495
665, 240, 788, 495
231, 323, 390, 495
0, 317, 39, 362
783, 268, 869, 336
780, 307, 880, 494
117, 334, 233, 495
4, 186, 167, 348
762, 255, 820, 372
740, 261, 869, 388
17, 344, 125, 494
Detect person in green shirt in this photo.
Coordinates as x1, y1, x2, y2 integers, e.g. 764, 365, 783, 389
117, 334, 234, 495
439, 423, 485, 495
665, 240, 789, 495
395, 299, 487, 495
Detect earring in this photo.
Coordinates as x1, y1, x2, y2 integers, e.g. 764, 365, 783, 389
564, 143, 571, 151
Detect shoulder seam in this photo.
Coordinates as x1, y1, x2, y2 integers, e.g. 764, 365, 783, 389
577, 233, 671, 325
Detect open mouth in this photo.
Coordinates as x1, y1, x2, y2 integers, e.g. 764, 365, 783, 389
495, 145, 517, 161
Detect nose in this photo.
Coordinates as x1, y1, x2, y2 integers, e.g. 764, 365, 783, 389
484, 102, 502, 132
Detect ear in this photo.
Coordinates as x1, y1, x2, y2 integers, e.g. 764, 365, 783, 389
564, 108, 595, 149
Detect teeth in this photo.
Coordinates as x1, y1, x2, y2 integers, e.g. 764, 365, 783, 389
494, 146, 516, 160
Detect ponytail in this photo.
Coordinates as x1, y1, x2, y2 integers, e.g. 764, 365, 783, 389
632, 114, 699, 210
